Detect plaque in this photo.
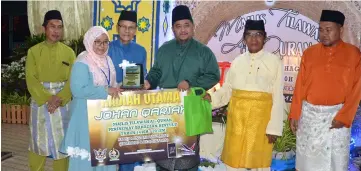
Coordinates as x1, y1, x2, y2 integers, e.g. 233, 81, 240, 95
121, 63, 144, 89
167, 143, 177, 158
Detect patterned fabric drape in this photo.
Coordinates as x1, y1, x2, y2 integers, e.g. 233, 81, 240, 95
27, 1, 93, 40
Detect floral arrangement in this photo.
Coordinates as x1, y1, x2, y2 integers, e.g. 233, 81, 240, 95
1, 56, 26, 83
1, 56, 27, 96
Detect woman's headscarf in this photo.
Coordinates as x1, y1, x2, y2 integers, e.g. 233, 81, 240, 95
81, 26, 116, 86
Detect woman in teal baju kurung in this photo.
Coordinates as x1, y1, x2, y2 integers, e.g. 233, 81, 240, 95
59, 26, 121, 171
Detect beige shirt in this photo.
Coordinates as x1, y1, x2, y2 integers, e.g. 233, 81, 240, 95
210, 49, 285, 136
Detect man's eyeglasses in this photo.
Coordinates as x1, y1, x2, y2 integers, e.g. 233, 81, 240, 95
244, 32, 265, 39
118, 24, 136, 32
94, 41, 110, 46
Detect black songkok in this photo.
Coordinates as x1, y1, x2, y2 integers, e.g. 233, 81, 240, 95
172, 5, 193, 25
244, 20, 265, 31
42, 10, 63, 26
320, 10, 345, 26
118, 10, 137, 24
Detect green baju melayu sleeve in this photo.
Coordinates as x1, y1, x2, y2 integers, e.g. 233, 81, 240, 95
25, 42, 76, 106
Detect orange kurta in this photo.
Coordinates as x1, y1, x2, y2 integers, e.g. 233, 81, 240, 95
289, 40, 361, 127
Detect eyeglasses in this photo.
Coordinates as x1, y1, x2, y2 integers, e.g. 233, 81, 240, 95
118, 24, 136, 32
245, 32, 265, 39
94, 41, 110, 46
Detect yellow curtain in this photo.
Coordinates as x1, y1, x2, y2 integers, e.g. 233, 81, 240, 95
27, 1, 93, 40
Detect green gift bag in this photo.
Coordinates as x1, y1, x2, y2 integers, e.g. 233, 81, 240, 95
184, 87, 213, 136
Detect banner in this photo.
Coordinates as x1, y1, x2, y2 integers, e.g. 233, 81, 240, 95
207, 8, 320, 103
87, 89, 197, 166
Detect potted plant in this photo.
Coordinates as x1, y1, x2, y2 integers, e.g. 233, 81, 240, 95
273, 119, 296, 158
271, 110, 297, 171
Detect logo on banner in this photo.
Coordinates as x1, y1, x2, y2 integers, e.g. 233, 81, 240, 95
94, 148, 107, 163
207, 8, 320, 101
109, 148, 120, 161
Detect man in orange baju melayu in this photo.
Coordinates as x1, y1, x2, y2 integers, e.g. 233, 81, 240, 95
289, 10, 361, 171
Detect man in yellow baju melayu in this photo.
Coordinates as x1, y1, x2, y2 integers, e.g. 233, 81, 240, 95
204, 20, 285, 171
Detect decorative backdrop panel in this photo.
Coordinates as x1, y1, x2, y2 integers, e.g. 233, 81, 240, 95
94, 0, 156, 70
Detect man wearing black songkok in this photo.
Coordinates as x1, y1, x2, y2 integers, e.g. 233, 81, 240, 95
146, 5, 220, 171
108, 10, 147, 87
204, 19, 285, 171
290, 9, 361, 171
110, 12, 147, 170
27, 9, 75, 171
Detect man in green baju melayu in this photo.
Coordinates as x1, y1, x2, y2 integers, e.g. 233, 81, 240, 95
144, 5, 220, 171
25, 10, 75, 171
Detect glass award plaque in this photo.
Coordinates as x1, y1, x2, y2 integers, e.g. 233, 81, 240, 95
121, 64, 144, 89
